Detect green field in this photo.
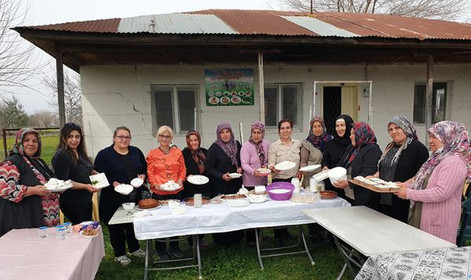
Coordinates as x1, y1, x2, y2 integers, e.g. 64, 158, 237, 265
1, 131, 59, 164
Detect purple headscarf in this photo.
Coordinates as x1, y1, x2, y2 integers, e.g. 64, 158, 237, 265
215, 123, 239, 168
412, 121, 470, 190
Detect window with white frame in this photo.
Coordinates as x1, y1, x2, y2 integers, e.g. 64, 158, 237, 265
151, 85, 196, 133
413, 82, 447, 124
264, 84, 302, 127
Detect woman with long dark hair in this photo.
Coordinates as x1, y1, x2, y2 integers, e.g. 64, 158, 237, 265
52, 123, 98, 224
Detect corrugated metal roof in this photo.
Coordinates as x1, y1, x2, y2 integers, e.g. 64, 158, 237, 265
282, 16, 359, 37
18, 10, 471, 40
117, 13, 236, 34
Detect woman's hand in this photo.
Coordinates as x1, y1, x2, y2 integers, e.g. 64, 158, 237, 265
395, 186, 408, 199
177, 179, 184, 188
253, 170, 261, 177
113, 181, 121, 188
236, 167, 242, 174
322, 166, 329, 171
332, 179, 349, 189
296, 171, 302, 179
91, 170, 99, 175
138, 174, 146, 180
85, 184, 99, 193
222, 173, 232, 182
25, 185, 50, 197
366, 172, 379, 179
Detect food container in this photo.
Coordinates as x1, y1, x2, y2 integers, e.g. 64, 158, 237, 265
327, 167, 347, 184
56, 227, 66, 240
266, 182, 294, 201
193, 194, 202, 208
122, 202, 135, 213
38, 226, 48, 238
254, 185, 266, 194
62, 222, 72, 233
291, 178, 300, 194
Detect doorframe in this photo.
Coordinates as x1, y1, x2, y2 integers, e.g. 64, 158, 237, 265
312, 80, 373, 123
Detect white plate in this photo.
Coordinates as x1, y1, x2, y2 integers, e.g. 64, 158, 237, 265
187, 175, 209, 185
115, 184, 133, 195
89, 173, 109, 189
130, 178, 144, 188
228, 173, 242, 179
313, 170, 329, 181
299, 164, 321, 172
79, 230, 99, 238
160, 180, 181, 191
44, 178, 73, 192
274, 161, 296, 171
256, 168, 271, 176
247, 194, 268, 203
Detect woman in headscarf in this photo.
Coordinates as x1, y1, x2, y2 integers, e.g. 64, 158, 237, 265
322, 115, 354, 199
333, 122, 382, 210
182, 130, 211, 199
0, 128, 59, 237
369, 116, 428, 223
241, 121, 270, 190
207, 122, 244, 245
300, 116, 332, 188
206, 122, 242, 196
396, 121, 470, 243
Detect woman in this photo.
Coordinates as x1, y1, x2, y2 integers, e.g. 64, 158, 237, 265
396, 121, 470, 243
240, 121, 270, 189
182, 130, 211, 198
52, 123, 98, 225
268, 119, 301, 182
206, 122, 244, 245
300, 117, 332, 188
333, 122, 382, 210
370, 116, 428, 223
0, 128, 59, 237
207, 123, 243, 196
322, 115, 354, 199
94, 126, 147, 266
147, 125, 186, 260
268, 119, 301, 245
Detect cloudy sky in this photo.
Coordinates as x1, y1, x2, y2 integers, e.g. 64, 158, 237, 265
8, 0, 281, 113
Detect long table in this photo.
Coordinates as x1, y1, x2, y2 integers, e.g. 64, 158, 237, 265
0, 227, 105, 280
110, 196, 350, 279
303, 206, 456, 279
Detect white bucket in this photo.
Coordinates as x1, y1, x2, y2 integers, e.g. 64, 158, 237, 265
327, 167, 347, 184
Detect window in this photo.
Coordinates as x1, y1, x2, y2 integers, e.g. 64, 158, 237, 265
413, 82, 447, 124
151, 85, 196, 133
264, 84, 302, 127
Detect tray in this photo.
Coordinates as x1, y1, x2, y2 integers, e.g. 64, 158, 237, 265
349, 179, 400, 193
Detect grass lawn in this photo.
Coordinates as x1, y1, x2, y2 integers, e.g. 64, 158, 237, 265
0, 131, 59, 164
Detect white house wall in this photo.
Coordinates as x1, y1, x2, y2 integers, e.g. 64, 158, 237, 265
81, 63, 471, 158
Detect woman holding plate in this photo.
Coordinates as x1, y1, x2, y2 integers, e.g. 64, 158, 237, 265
0, 128, 59, 237
241, 121, 270, 189
94, 126, 147, 265
182, 130, 211, 199
52, 123, 98, 225
147, 125, 186, 260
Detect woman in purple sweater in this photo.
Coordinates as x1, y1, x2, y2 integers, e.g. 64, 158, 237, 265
240, 121, 270, 189
397, 121, 470, 243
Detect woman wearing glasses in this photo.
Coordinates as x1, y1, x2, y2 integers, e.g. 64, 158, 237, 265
147, 125, 186, 260
94, 126, 147, 266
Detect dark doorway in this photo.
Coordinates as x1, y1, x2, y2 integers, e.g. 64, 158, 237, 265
323, 86, 341, 135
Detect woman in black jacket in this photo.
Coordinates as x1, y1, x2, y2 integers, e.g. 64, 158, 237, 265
333, 122, 382, 210
182, 130, 211, 198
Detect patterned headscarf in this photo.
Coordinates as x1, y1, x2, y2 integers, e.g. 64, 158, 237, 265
412, 121, 470, 190
11, 128, 42, 158
249, 121, 267, 166
340, 122, 377, 168
215, 123, 239, 168
305, 116, 333, 152
186, 130, 206, 174
379, 116, 418, 166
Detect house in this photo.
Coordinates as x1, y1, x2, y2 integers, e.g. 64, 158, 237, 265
14, 10, 471, 156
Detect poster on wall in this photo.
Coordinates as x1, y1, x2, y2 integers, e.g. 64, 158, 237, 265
205, 69, 255, 106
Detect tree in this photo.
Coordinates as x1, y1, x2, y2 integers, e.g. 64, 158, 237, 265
28, 110, 58, 128
42, 66, 83, 124
0, 96, 29, 129
277, 0, 470, 20
0, 0, 39, 93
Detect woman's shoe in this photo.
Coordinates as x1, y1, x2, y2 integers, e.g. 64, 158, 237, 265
115, 255, 131, 266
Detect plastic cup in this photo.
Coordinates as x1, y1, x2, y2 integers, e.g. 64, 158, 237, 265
194, 194, 202, 208
38, 226, 48, 238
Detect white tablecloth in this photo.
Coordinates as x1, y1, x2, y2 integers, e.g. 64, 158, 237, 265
133, 197, 350, 240
356, 246, 471, 280
0, 228, 105, 280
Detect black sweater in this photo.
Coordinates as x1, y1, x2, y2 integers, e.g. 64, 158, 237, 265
206, 141, 242, 196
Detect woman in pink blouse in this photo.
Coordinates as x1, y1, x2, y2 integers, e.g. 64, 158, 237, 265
240, 121, 270, 189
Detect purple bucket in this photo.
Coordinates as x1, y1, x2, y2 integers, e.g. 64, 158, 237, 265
266, 182, 294, 201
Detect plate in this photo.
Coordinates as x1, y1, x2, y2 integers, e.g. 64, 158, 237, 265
160, 180, 181, 191
130, 178, 144, 188
80, 230, 99, 238
274, 161, 296, 171
231, 96, 241, 104
89, 173, 109, 189
44, 178, 73, 192
158, 199, 180, 206
115, 184, 133, 195
247, 194, 268, 203
187, 175, 209, 185
220, 96, 230, 104
299, 164, 321, 173
320, 190, 338, 199
256, 168, 271, 176
228, 173, 242, 179
209, 97, 219, 105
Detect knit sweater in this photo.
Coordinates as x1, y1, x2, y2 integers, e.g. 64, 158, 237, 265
406, 155, 467, 243
240, 140, 270, 187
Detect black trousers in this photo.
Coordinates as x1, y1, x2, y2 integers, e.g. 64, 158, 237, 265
107, 223, 140, 257
60, 201, 92, 225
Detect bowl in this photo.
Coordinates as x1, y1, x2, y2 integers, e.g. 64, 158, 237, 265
254, 185, 266, 194
122, 202, 135, 211
266, 182, 294, 201
327, 167, 347, 184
